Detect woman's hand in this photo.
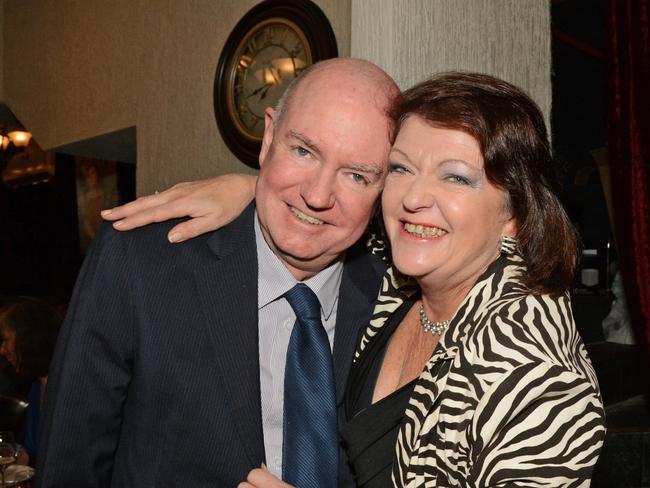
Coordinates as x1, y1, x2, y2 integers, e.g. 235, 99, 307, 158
101, 174, 257, 243
237, 468, 294, 488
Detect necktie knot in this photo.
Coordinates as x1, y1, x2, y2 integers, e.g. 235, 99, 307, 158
284, 283, 321, 321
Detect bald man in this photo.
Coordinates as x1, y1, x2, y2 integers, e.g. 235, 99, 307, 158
37, 59, 399, 488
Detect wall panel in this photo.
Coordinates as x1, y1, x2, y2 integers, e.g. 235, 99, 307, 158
351, 0, 551, 124
3, 1, 549, 194
3, 0, 351, 194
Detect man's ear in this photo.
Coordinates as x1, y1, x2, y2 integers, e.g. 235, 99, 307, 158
258, 107, 276, 168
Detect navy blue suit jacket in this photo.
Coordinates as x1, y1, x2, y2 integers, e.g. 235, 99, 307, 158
37, 203, 384, 487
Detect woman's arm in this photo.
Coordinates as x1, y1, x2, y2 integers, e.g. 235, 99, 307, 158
469, 361, 606, 486
101, 174, 257, 242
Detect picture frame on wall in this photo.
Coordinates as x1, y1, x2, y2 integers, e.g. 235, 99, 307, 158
75, 156, 135, 253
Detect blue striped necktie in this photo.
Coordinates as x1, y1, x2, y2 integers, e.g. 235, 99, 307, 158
282, 283, 338, 487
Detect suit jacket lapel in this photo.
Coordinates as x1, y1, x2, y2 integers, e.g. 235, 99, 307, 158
194, 203, 266, 466
332, 244, 384, 403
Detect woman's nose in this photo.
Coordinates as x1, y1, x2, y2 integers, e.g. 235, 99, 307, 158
401, 176, 436, 211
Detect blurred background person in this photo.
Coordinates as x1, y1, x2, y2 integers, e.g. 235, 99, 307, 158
0, 297, 62, 464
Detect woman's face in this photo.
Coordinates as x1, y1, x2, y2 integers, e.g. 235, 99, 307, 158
0, 326, 18, 371
382, 115, 516, 292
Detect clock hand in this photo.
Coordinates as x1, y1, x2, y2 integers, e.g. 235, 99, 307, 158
248, 84, 270, 97
269, 68, 281, 85
258, 85, 271, 101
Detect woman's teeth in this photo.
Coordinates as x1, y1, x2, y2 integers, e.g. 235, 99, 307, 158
403, 222, 447, 238
291, 207, 324, 225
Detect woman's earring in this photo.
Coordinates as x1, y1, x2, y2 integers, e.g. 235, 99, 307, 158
500, 236, 517, 255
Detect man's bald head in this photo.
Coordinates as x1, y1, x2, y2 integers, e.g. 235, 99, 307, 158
273, 58, 400, 140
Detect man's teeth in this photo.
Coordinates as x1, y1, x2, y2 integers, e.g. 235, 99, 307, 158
290, 207, 324, 225
404, 222, 447, 238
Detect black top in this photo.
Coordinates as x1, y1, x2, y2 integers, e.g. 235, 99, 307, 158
342, 296, 419, 488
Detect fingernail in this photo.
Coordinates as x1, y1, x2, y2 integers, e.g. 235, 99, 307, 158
113, 220, 124, 229
168, 232, 183, 243
101, 209, 112, 216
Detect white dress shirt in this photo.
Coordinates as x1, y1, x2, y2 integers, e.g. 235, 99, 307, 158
255, 215, 344, 477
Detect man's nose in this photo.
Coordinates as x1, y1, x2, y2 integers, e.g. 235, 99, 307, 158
300, 169, 336, 210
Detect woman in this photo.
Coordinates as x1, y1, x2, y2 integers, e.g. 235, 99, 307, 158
106, 72, 606, 486
0, 297, 62, 463
338, 73, 604, 487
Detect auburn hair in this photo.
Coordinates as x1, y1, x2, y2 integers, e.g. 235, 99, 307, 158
392, 72, 578, 295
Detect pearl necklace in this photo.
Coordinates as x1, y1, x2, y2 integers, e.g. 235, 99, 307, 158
418, 303, 450, 336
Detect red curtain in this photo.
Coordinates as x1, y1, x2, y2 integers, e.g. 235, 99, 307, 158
607, 0, 650, 376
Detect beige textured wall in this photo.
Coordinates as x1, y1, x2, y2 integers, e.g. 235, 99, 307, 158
351, 0, 551, 124
3, 0, 351, 195
5, 0, 140, 151
4, 0, 550, 194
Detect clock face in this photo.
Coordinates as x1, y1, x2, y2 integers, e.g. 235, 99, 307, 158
228, 18, 312, 141
214, 0, 338, 168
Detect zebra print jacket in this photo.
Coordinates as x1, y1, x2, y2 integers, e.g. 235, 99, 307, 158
353, 253, 606, 487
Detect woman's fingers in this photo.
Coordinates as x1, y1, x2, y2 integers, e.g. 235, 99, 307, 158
100, 175, 257, 242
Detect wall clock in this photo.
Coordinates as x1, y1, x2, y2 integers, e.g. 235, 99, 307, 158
214, 0, 338, 168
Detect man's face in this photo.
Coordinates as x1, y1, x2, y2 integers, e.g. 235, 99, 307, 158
255, 75, 393, 279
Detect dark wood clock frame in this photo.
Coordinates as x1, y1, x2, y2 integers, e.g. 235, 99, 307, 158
213, 0, 338, 169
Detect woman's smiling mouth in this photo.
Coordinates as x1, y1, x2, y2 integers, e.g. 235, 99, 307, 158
403, 222, 447, 238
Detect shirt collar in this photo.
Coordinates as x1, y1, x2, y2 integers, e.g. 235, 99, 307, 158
255, 212, 344, 320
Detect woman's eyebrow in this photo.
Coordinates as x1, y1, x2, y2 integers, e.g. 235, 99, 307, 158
389, 147, 411, 162
439, 158, 482, 172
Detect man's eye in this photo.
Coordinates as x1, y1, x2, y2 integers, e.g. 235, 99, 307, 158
350, 173, 369, 185
294, 146, 310, 157
389, 163, 409, 174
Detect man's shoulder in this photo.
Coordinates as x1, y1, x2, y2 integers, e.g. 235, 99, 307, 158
94, 202, 257, 260
90, 217, 252, 275
95, 219, 212, 254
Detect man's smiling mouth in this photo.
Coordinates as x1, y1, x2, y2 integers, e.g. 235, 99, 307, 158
290, 206, 325, 225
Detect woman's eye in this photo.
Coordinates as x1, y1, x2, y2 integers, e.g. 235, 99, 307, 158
389, 163, 409, 174
446, 174, 471, 185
